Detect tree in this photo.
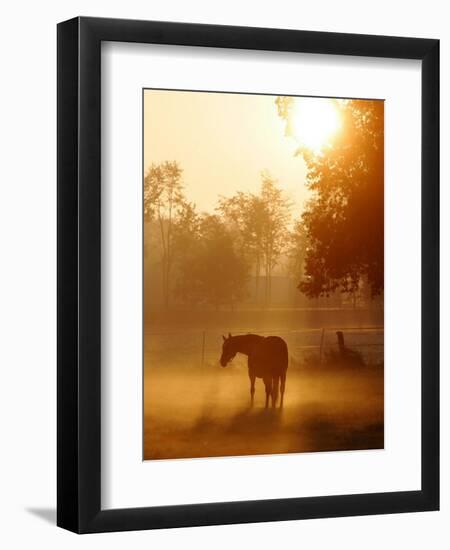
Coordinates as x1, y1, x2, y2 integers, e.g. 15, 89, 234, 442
218, 173, 291, 306
276, 97, 384, 298
175, 215, 249, 309
259, 172, 292, 304
286, 218, 307, 281
217, 191, 266, 302
172, 200, 199, 259
144, 161, 185, 308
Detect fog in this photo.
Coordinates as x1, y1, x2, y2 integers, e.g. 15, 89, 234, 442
143, 312, 383, 460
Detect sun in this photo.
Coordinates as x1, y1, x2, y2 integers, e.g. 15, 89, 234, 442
290, 98, 341, 152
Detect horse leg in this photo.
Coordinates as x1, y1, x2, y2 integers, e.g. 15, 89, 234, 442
280, 372, 286, 408
271, 376, 279, 408
249, 373, 255, 406
263, 377, 272, 409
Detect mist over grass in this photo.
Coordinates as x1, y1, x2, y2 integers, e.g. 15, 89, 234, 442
143, 310, 384, 460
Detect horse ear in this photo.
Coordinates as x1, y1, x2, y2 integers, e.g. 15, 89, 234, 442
228, 332, 232, 339
222, 335, 226, 342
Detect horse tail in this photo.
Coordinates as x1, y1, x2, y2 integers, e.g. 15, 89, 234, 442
272, 375, 280, 406
281, 339, 289, 370
280, 370, 286, 406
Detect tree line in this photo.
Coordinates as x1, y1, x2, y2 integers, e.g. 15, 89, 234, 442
144, 164, 302, 309
144, 98, 384, 310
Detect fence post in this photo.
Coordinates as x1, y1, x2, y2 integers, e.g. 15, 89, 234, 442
319, 328, 325, 364
336, 331, 345, 356
201, 331, 206, 366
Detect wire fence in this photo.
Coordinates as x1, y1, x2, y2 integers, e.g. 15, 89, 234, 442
145, 326, 384, 368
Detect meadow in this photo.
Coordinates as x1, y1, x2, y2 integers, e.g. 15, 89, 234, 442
143, 308, 384, 460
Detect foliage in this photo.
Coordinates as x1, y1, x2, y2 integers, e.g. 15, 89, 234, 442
286, 218, 307, 280
259, 172, 292, 302
175, 215, 249, 309
144, 161, 186, 308
218, 172, 291, 304
276, 97, 384, 297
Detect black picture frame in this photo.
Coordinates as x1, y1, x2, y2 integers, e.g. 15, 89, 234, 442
57, 16, 439, 533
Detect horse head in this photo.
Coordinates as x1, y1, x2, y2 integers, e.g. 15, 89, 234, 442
220, 333, 236, 367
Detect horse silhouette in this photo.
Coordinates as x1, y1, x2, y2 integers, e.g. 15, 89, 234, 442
220, 333, 288, 408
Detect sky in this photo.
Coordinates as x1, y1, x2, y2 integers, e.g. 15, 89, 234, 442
143, 89, 309, 216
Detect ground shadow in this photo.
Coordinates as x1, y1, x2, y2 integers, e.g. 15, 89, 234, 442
224, 406, 283, 436
25, 507, 56, 525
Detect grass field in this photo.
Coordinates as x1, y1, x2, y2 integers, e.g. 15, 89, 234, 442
143, 309, 384, 460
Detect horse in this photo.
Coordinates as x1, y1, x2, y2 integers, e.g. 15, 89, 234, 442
220, 333, 288, 408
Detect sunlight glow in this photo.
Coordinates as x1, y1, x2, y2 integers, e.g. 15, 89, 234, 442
291, 98, 341, 152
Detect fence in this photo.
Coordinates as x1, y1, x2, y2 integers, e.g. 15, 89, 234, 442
145, 325, 384, 368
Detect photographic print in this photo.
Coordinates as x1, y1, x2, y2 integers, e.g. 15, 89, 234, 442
143, 89, 384, 460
